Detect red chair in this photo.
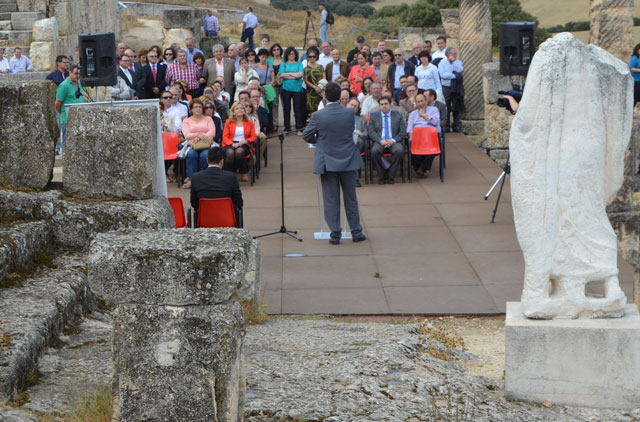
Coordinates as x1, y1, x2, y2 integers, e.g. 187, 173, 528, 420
168, 197, 190, 228
162, 132, 184, 187
197, 198, 241, 228
408, 126, 443, 183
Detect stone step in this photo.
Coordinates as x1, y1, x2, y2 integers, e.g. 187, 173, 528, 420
0, 220, 53, 287
0, 4, 16, 13
0, 252, 96, 399
0, 12, 11, 20
0, 30, 32, 45
0, 0, 17, 4
11, 11, 42, 31
0, 20, 11, 31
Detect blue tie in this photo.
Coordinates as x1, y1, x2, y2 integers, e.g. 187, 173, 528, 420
383, 114, 391, 140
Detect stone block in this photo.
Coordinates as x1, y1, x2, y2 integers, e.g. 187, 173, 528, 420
53, 2, 70, 35
590, 0, 634, 62
505, 302, 640, 408
163, 8, 195, 29
112, 301, 245, 422
162, 27, 192, 52
0, 71, 48, 82
16, 0, 48, 14
482, 103, 514, 149
6, 30, 32, 45
11, 11, 43, 31
440, 8, 460, 39
88, 228, 258, 306
0, 81, 57, 189
200, 35, 230, 59
63, 105, 157, 200
29, 41, 56, 71
482, 61, 514, 104
32, 17, 57, 41
460, 119, 483, 135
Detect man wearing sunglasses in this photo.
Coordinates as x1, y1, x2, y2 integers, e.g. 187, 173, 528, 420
142, 50, 167, 99
387, 48, 415, 104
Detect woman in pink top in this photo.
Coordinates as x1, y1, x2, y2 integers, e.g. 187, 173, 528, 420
182, 98, 216, 188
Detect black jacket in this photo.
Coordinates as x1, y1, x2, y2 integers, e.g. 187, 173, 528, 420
141, 63, 168, 99
387, 60, 415, 90
190, 166, 243, 211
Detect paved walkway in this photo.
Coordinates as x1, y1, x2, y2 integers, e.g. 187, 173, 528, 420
167, 132, 635, 315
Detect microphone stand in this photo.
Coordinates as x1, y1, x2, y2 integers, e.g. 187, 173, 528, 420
253, 130, 303, 242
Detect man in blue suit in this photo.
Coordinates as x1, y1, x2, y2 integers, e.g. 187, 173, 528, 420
302, 82, 366, 245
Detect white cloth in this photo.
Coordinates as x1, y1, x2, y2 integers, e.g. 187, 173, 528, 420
233, 124, 245, 142
166, 104, 187, 130
432, 48, 447, 61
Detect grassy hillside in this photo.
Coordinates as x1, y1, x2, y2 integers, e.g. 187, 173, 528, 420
369, 0, 640, 27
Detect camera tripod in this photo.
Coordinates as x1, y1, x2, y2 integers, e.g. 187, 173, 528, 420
303, 10, 318, 49
484, 154, 510, 223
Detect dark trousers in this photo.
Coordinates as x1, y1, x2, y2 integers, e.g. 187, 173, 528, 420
443, 86, 461, 131
223, 145, 249, 174
241, 27, 255, 50
320, 170, 363, 239
371, 142, 405, 181
281, 89, 305, 131
412, 154, 435, 172
635, 81, 640, 105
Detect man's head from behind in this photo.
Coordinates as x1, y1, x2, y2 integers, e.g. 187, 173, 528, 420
325, 82, 341, 102
207, 146, 225, 166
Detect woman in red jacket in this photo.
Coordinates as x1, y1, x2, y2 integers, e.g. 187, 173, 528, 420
222, 102, 257, 182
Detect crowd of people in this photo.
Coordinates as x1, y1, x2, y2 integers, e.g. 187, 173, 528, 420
41, 23, 466, 198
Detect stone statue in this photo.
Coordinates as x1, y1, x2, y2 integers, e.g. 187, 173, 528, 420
510, 33, 633, 319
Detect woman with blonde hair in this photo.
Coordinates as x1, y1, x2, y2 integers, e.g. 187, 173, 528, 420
222, 102, 257, 182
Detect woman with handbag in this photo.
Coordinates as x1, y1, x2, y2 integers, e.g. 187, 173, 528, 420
267, 43, 283, 132
182, 98, 216, 189
222, 102, 257, 182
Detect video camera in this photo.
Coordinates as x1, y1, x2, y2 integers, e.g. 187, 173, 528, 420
497, 90, 522, 113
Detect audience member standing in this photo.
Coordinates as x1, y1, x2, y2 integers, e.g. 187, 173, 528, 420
241, 7, 259, 51
325, 49, 348, 82
319, 3, 329, 43
166, 50, 200, 97
55, 65, 84, 155
204, 9, 220, 37
46, 55, 69, 85
117, 55, 137, 100
234, 57, 258, 102
414, 51, 441, 93
304, 46, 326, 116
268, 43, 284, 130
630, 43, 640, 105
9, 47, 32, 73
302, 82, 366, 245
347, 36, 365, 64
318, 41, 332, 68
348, 51, 374, 96
279, 46, 305, 134
142, 49, 167, 99
431, 36, 447, 61
388, 49, 415, 103
203, 44, 235, 96
438, 47, 463, 132
185, 38, 204, 62
407, 43, 422, 67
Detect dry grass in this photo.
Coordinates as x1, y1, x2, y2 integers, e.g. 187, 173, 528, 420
38, 385, 112, 422
418, 319, 466, 361
241, 299, 269, 325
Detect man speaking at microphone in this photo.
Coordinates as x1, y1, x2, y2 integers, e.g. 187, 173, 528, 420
302, 82, 367, 245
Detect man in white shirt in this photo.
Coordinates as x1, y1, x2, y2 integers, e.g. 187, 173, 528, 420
360, 82, 382, 116
0, 48, 9, 74
431, 36, 447, 61
166, 86, 188, 131
318, 41, 332, 68
9, 47, 32, 73
377, 40, 387, 54
241, 7, 259, 50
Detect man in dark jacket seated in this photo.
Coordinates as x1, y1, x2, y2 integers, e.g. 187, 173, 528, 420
190, 146, 243, 224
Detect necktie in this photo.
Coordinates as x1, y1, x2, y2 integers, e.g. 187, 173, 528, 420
383, 114, 390, 141
152, 65, 157, 84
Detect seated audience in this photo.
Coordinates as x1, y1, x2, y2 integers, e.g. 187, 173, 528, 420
369, 95, 406, 184
360, 81, 382, 117
407, 91, 440, 178
182, 98, 217, 188
9, 47, 32, 73
222, 102, 257, 182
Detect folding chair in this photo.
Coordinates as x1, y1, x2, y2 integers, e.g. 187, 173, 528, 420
168, 197, 190, 228
195, 198, 242, 228
408, 126, 443, 183
162, 132, 184, 187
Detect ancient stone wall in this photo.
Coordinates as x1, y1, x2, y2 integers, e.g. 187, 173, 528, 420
589, 0, 634, 62
163, 8, 205, 52
398, 27, 454, 55
89, 229, 259, 421
440, 9, 460, 40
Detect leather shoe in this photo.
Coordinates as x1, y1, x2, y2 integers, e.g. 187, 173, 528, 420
329, 238, 340, 245
352, 234, 367, 243
415, 168, 425, 178
240, 173, 249, 182
378, 178, 385, 185
388, 178, 395, 184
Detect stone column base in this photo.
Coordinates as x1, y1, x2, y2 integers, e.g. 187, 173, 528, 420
505, 302, 640, 409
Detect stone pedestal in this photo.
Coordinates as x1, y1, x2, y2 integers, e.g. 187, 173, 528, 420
89, 229, 259, 422
505, 302, 640, 409
63, 105, 158, 200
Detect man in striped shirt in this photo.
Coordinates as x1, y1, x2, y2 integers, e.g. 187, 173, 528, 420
204, 9, 220, 37
165, 50, 200, 96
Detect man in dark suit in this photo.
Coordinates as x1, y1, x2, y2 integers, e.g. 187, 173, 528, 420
302, 82, 366, 245
407, 42, 422, 67
190, 146, 243, 219
124, 48, 144, 98
141, 49, 167, 99
369, 95, 407, 184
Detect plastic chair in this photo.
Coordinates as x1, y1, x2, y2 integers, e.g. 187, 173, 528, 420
168, 197, 190, 228
197, 198, 239, 228
408, 126, 443, 183
162, 132, 184, 187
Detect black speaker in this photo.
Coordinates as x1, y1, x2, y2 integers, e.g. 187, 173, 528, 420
78, 32, 116, 87
499, 22, 536, 76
